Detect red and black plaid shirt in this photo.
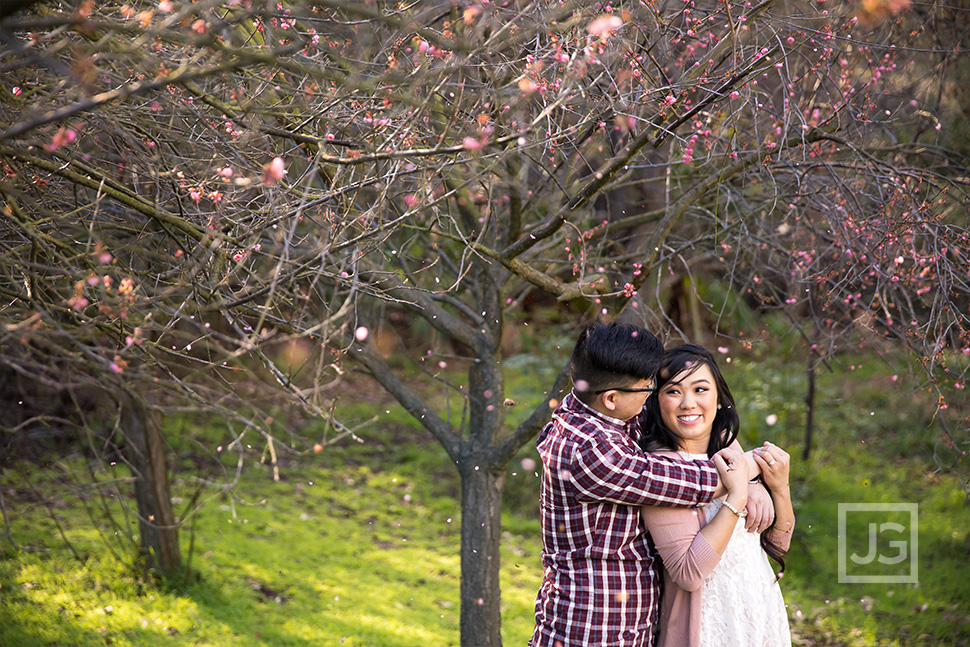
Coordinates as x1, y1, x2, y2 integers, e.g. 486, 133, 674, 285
530, 392, 717, 647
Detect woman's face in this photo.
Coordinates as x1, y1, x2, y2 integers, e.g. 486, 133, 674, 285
658, 362, 719, 454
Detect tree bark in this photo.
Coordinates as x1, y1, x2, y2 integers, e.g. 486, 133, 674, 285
121, 395, 182, 579
803, 353, 816, 461
458, 458, 507, 647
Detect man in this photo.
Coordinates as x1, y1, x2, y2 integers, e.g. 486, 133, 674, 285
530, 321, 763, 647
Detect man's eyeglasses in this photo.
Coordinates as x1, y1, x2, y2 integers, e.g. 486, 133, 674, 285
594, 386, 655, 395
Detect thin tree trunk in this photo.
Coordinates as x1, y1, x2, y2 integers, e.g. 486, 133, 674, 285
458, 459, 507, 647
803, 353, 816, 461
121, 395, 182, 578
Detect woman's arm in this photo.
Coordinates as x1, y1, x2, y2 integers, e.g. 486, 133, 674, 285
764, 484, 795, 553
753, 442, 795, 553
641, 449, 750, 591
698, 450, 749, 555
641, 505, 718, 592
712, 439, 763, 498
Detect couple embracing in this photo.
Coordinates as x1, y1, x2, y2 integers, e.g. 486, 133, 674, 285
530, 321, 795, 647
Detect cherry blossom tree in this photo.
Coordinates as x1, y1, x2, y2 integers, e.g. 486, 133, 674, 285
1, 0, 967, 642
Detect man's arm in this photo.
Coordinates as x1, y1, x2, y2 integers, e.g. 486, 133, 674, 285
572, 437, 718, 508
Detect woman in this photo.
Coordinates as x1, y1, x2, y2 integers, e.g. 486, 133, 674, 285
639, 344, 794, 647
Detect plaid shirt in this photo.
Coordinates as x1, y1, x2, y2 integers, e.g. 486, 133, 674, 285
530, 392, 717, 647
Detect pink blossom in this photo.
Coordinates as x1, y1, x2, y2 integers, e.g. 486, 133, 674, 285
587, 15, 624, 38
518, 77, 536, 94
45, 127, 78, 152
463, 5, 483, 23
463, 137, 485, 151
68, 296, 89, 310
262, 157, 287, 185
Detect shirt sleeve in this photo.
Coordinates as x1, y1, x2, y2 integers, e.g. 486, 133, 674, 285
571, 436, 718, 507
641, 504, 721, 592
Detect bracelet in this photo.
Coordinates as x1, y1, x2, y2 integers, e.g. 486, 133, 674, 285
722, 500, 748, 518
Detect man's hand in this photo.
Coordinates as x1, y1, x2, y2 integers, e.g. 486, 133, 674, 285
743, 480, 775, 533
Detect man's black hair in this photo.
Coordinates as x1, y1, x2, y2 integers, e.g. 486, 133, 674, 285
570, 321, 664, 404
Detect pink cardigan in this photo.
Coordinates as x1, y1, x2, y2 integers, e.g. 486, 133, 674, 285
641, 452, 792, 647
641, 493, 719, 647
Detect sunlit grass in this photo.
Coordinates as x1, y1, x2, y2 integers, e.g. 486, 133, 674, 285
2, 452, 542, 647
725, 351, 970, 647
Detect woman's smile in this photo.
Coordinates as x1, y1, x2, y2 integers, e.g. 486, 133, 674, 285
658, 363, 719, 453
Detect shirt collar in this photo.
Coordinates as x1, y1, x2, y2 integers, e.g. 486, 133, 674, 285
565, 389, 633, 429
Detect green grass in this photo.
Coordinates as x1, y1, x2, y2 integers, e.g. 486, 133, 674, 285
2, 351, 969, 647
725, 351, 970, 647
1, 455, 542, 647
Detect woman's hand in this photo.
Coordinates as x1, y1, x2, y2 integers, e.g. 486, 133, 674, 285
713, 446, 749, 506
753, 441, 790, 491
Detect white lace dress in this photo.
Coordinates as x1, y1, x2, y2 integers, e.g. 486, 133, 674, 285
686, 452, 792, 647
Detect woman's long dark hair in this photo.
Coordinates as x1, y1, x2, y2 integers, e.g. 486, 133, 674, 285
639, 344, 786, 574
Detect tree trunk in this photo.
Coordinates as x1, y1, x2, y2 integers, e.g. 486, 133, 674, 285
803, 353, 816, 461
121, 395, 182, 579
458, 458, 507, 647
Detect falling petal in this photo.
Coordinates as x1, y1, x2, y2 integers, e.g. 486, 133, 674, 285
587, 15, 623, 38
